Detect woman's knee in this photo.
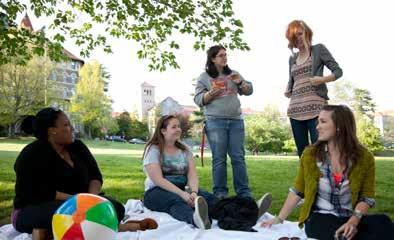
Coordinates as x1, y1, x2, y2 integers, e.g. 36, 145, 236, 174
144, 188, 183, 211
15, 201, 63, 233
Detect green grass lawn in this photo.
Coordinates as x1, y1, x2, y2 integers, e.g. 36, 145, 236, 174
1, 138, 394, 226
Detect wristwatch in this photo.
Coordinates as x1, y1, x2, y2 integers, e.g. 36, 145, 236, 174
352, 209, 364, 220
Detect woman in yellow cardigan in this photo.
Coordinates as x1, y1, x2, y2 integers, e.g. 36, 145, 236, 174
262, 105, 393, 240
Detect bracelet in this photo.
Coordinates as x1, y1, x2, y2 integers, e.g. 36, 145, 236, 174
352, 209, 364, 220
236, 80, 244, 86
273, 216, 284, 224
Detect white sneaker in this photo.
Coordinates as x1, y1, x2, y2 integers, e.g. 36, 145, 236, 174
257, 193, 272, 218
193, 196, 211, 229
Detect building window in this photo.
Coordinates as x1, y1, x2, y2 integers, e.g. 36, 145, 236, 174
66, 86, 74, 98
71, 61, 77, 70
71, 73, 77, 84
62, 72, 67, 83
51, 71, 56, 81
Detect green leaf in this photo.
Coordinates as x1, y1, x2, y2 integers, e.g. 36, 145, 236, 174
1, 0, 249, 71
233, 19, 243, 27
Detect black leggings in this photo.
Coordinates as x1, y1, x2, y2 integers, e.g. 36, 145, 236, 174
14, 196, 125, 234
305, 212, 394, 240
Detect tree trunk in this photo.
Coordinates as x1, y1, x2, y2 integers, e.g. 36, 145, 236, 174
8, 123, 16, 138
88, 127, 92, 139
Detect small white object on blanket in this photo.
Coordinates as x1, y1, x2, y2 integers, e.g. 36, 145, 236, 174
124, 199, 144, 214
0, 199, 307, 240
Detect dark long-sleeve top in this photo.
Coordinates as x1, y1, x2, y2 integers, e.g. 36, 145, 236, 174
13, 139, 103, 209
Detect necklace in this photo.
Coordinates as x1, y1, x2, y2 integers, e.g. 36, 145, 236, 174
58, 150, 74, 167
296, 54, 310, 65
296, 48, 311, 65
331, 164, 344, 173
327, 148, 345, 173
57, 149, 67, 160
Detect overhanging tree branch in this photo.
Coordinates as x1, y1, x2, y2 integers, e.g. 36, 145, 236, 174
1, 0, 249, 71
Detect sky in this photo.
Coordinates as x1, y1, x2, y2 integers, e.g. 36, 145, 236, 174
21, 0, 394, 113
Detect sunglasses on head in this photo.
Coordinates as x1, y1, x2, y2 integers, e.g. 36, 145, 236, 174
278, 237, 300, 240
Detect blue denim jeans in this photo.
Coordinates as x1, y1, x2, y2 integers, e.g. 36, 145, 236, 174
143, 175, 218, 226
290, 117, 318, 157
205, 118, 251, 198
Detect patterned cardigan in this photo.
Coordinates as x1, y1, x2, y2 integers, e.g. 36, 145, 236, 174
293, 146, 375, 227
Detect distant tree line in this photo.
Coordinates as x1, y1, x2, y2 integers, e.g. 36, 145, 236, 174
0, 57, 386, 153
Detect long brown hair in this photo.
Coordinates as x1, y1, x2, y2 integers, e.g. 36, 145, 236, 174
142, 115, 188, 162
313, 105, 363, 166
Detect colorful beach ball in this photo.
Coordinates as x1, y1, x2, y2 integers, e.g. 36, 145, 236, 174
52, 193, 118, 240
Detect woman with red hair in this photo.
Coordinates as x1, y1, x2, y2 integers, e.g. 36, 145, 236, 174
284, 20, 343, 157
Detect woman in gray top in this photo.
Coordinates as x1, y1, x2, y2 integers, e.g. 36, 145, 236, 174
142, 115, 217, 229
194, 45, 253, 198
142, 115, 272, 230
284, 20, 343, 157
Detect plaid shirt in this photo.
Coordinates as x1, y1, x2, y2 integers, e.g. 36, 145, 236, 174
314, 159, 353, 217
290, 153, 375, 218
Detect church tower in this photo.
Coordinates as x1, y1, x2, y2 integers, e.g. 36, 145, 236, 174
20, 14, 34, 31
139, 82, 155, 120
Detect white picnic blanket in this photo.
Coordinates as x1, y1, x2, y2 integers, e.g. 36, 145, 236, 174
0, 199, 307, 240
